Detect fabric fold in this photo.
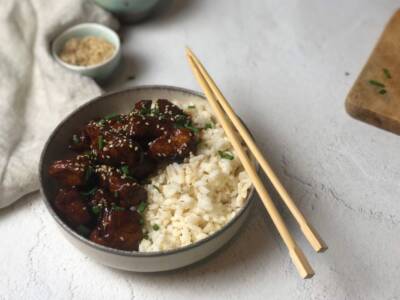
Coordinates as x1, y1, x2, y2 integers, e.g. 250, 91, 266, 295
0, 0, 118, 209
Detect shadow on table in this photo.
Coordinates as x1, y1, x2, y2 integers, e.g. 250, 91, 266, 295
151, 0, 201, 23
101, 0, 202, 91
102, 50, 149, 92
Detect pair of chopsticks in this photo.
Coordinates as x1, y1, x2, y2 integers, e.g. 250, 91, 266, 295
185, 48, 327, 279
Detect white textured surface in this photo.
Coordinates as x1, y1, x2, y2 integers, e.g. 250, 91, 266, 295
2, 0, 400, 299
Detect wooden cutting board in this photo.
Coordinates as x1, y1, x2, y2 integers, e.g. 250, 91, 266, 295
346, 10, 400, 134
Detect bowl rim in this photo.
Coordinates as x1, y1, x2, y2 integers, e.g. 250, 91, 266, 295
39, 85, 256, 258
51, 22, 121, 71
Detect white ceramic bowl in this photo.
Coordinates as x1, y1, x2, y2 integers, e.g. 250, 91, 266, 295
51, 23, 121, 82
39, 85, 256, 272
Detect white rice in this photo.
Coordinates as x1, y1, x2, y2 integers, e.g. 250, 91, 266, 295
139, 100, 252, 252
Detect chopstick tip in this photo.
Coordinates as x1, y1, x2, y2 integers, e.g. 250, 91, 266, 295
185, 46, 192, 55
317, 244, 328, 253
185, 47, 195, 59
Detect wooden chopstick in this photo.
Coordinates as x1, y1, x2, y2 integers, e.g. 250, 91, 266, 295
185, 50, 314, 279
186, 48, 327, 253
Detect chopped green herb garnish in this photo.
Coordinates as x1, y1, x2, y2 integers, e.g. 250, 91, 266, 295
185, 124, 200, 133
204, 122, 214, 129
104, 113, 120, 121
173, 118, 199, 134
151, 107, 160, 116
218, 150, 234, 160
173, 114, 199, 133
72, 134, 80, 144
81, 187, 97, 196
143, 233, 149, 240
98, 135, 105, 149
152, 224, 160, 231
120, 165, 134, 180
112, 204, 125, 212
84, 166, 94, 183
188, 105, 196, 109
91, 205, 101, 215
137, 201, 147, 214
114, 191, 119, 198
368, 80, 385, 88
379, 89, 387, 95
97, 119, 105, 126
139, 107, 152, 116
139, 218, 144, 225
174, 114, 188, 127
76, 225, 91, 237
383, 68, 392, 79
152, 185, 161, 193
121, 165, 130, 176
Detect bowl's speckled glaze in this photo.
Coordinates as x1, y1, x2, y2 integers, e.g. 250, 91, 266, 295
39, 85, 256, 272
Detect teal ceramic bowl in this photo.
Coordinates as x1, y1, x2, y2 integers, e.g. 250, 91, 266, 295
52, 23, 121, 82
95, 0, 163, 23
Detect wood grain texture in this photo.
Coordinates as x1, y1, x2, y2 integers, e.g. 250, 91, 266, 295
346, 10, 400, 134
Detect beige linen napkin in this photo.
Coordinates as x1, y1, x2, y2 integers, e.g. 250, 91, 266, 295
0, 0, 118, 208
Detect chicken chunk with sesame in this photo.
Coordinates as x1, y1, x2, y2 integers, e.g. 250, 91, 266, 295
97, 135, 142, 168
54, 188, 92, 227
48, 156, 90, 187
149, 128, 197, 161
90, 210, 143, 251
95, 165, 147, 207
48, 98, 199, 251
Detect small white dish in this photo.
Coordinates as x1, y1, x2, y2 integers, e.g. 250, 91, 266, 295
52, 23, 121, 82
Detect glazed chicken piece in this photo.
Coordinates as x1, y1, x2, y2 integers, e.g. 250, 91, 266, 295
130, 153, 157, 180
48, 156, 90, 187
69, 130, 91, 152
89, 188, 115, 212
83, 117, 121, 143
108, 176, 147, 208
82, 118, 144, 169
134, 99, 152, 112
84, 120, 113, 148
119, 114, 174, 141
149, 128, 196, 161
122, 99, 189, 140
97, 135, 142, 168
95, 165, 147, 207
84, 120, 103, 147
156, 99, 189, 123
54, 188, 92, 227
90, 210, 143, 251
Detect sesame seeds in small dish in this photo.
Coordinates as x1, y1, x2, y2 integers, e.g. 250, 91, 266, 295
39, 85, 256, 272
51, 23, 121, 82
